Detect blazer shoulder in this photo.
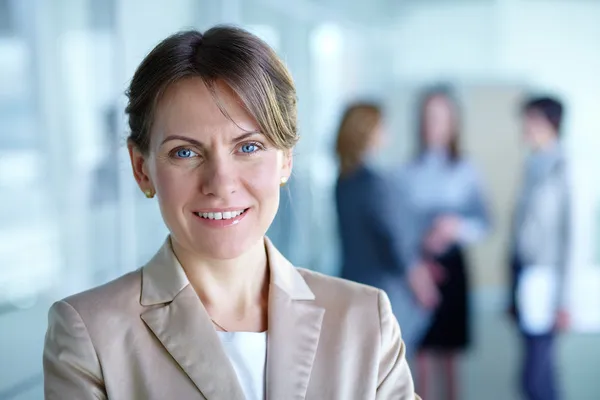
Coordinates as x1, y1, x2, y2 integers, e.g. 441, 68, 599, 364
60, 269, 142, 321
296, 268, 381, 309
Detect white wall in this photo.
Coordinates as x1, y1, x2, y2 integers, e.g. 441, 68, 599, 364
393, 0, 600, 153
393, 2, 497, 80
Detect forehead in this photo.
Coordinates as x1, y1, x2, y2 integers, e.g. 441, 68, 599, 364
426, 95, 452, 112
525, 109, 544, 118
523, 110, 549, 126
152, 77, 259, 143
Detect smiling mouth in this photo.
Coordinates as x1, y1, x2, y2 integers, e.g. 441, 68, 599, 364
193, 208, 249, 221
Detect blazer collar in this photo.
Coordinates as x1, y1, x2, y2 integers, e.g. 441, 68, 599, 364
139, 237, 323, 400
140, 237, 188, 306
140, 236, 315, 306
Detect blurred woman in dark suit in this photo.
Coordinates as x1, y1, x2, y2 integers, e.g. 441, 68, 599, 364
334, 103, 429, 356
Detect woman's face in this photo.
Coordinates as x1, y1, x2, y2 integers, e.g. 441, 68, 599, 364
369, 121, 386, 152
129, 77, 292, 260
423, 95, 456, 150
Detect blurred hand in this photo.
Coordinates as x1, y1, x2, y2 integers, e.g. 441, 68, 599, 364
555, 308, 570, 331
434, 214, 461, 242
425, 260, 447, 284
424, 215, 462, 255
408, 262, 441, 310
423, 230, 447, 256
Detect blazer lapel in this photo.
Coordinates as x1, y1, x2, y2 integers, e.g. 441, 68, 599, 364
139, 239, 245, 400
265, 239, 325, 400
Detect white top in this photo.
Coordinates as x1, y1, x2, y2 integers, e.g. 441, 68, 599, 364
217, 331, 268, 400
517, 265, 560, 334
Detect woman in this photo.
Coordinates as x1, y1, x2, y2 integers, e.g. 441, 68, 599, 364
401, 87, 491, 400
42, 27, 419, 400
334, 103, 430, 357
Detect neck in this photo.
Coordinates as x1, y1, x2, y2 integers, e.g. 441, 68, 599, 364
171, 237, 269, 314
536, 139, 559, 153
423, 146, 450, 160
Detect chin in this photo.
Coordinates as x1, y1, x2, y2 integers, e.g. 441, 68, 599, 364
198, 241, 253, 260
188, 227, 266, 261
170, 233, 255, 261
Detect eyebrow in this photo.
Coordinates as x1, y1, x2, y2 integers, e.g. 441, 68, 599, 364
160, 131, 263, 147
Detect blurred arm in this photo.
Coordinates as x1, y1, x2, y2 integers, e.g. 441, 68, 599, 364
43, 301, 107, 400
556, 167, 571, 310
375, 290, 421, 399
366, 173, 410, 274
456, 168, 492, 244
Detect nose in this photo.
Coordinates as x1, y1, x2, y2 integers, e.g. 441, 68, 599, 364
200, 154, 237, 198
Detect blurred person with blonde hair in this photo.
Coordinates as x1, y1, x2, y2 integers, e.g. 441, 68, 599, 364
42, 26, 420, 399
336, 103, 383, 175
400, 86, 492, 400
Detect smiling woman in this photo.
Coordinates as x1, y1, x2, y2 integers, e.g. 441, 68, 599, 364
42, 26, 420, 400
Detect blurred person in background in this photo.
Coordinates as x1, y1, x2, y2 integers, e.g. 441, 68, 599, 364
400, 86, 491, 400
509, 96, 570, 400
43, 27, 420, 399
334, 103, 429, 360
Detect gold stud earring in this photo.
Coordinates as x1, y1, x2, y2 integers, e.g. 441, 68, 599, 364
280, 177, 288, 187
144, 189, 155, 199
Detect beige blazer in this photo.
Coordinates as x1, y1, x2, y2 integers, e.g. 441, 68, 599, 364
44, 238, 419, 399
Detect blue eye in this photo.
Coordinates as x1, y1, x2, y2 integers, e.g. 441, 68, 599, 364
240, 143, 259, 154
175, 148, 197, 158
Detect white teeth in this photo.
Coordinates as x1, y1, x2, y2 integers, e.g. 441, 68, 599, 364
197, 210, 245, 220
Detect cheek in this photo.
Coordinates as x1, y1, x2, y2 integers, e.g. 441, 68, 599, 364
239, 156, 281, 204
152, 162, 196, 208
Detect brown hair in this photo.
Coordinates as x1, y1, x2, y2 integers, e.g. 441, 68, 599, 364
125, 26, 298, 154
521, 96, 564, 136
335, 103, 382, 175
416, 86, 461, 162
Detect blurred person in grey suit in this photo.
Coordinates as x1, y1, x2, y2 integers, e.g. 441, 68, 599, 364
335, 103, 430, 360
400, 86, 492, 400
509, 96, 570, 400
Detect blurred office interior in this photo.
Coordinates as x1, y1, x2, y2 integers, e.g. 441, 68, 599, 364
1, 0, 600, 399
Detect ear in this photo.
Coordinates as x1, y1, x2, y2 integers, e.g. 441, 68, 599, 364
281, 148, 293, 180
128, 142, 153, 193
